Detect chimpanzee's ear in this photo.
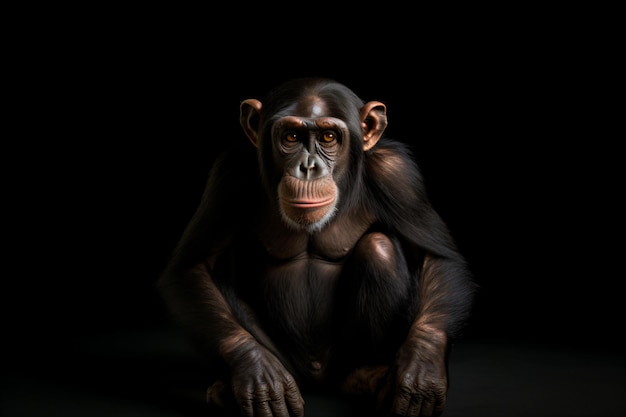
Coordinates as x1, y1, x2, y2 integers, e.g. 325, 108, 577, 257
360, 101, 387, 151
240, 99, 263, 147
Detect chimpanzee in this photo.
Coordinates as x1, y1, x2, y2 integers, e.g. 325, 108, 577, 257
158, 77, 475, 417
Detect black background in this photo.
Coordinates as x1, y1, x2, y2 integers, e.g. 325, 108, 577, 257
4, 11, 623, 416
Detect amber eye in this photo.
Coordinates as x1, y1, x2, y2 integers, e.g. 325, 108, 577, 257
284, 132, 298, 142
320, 131, 336, 143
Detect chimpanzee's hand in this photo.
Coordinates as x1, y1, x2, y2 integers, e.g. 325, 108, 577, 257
379, 327, 448, 417
223, 339, 304, 417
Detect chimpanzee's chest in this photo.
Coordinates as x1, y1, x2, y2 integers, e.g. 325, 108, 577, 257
228, 232, 348, 348
229, 212, 372, 343
250, 225, 358, 321
254, 248, 345, 328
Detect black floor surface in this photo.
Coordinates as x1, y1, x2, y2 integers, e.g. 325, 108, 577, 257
3, 327, 624, 417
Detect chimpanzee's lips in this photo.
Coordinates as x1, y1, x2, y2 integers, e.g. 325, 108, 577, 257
283, 197, 335, 208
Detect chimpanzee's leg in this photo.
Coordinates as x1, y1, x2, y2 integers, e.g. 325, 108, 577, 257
333, 231, 418, 391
